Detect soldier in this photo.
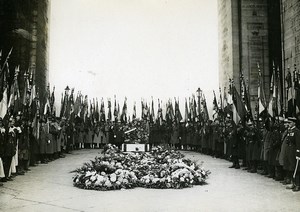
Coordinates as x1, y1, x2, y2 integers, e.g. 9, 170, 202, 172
65, 121, 74, 153
170, 121, 179, 149
244, 120, 254, 171
267, 119, 282, 179
228, 121, 240, 169
113, 123, 124, 149
39, 118, 48, 163
2, 116, 18, 182
250, 118, 264, 173
0, 118, 6, 185
261, 117, 273, 176
284, 117, 300, 191
18, 118, 30, 174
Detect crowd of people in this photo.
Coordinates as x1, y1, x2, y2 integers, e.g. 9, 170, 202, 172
1, 102, 300, 192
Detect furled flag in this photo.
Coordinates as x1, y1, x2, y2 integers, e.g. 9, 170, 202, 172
212, 90, 218, 120
184, 98, 189, 122
295, 68, 300, 114
107, 98, 112, 121
257, 63, 267, 115
73, 91, 81, 116
150, 98, 155, 123
132, 102, 136, 120
8, 66, 21, 115
50, 86, 55, 116
285, 67, 294, 117
22, 70, 29, 106
121, 97, 127, 123
113, 96, 118, 121
157, 99, 163, 125
240, 73, 252, 120
100, 98, 106, 123
95, 98, 100, 122
174, 98, 182, 123
268, 63, 275, 117
276, 67, 282, 115
232, 84, 247, 124
42, 84, 50, 115
0, 65, 8, 118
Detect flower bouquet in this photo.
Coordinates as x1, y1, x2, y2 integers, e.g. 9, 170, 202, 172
72, 144, 210, 190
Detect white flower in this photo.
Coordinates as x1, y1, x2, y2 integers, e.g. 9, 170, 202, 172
110, 173, 117, 182
90, 175, 97, 182
104, 180, 112, 187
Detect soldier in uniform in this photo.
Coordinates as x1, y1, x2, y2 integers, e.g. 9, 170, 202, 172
228, 121, 240, 169
261, 118, 272, 176
278, 119, 290, 184
251, 119, 264, 173
244, 120, 254, 171
0, 118, 6, 185
284, 117, 300, 191
170, 121, 179, 149
2, 116, 18, 182
267, 119, 281, 179
18, 119, 30, 174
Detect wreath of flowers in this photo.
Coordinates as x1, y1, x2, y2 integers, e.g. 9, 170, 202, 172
72, 144, 210, 190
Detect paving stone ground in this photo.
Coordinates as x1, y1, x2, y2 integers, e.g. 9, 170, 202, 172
1, 149, 300, 212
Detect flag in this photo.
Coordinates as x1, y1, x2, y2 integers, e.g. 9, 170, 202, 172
157, 99, 163, 125
132, 102, 136, 120
257, 63, 267, 115
95, 98, 100, 122
8, 66, 21, 115
184, 98, 189, 122
150, 98, 155, 123
174, 98, 182, 123
0, 63, 8, 118
202, 94, 210, 121
73, 92, 81, 116
232, 85, 247, 124
107, 98, 112, 121
113, 96, 118, 121
43, 84, 51, 116
295, 70, 300, 113
286, 68, 294, 117
100, 98, 106, 123
0, 87, 8, 118
50, 86, 55, 116
240, 73, 252, 120
121, 97, 127, 123
268, 64, 275, 117
276, 67, 282, 115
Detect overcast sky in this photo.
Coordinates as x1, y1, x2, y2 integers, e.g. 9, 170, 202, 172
49, 0, 218, 118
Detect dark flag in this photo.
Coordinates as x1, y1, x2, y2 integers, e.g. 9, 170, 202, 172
100, 98, 106, 123
257, 63, 267, 116
107, 98, 112, 121
174, 98, 182, 123
286, 68, 294, 117
121, 97, 127, 123
150, 98, 155, 123
132, 102, 136, 120
241, 73, 252, 120
232, 84, 247, 124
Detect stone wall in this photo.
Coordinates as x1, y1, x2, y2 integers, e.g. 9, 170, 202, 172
218, 0, 282, 115
0, 0, 49, 103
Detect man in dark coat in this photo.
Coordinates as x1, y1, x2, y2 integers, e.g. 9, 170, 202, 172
0, 118, 6, 184
228, 121, 240, 169
1, 116, 18, 182
284, 117, 300, 191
